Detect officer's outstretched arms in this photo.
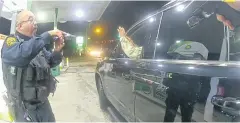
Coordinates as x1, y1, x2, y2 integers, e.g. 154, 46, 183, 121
118, 26, 143, 59
2, 30, 63, 67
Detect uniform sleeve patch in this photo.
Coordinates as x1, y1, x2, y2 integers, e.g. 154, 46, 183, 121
5, 37, 17, 47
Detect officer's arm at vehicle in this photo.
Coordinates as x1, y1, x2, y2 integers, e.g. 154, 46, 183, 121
2, 30, 63, 67
118, 26, 143, 59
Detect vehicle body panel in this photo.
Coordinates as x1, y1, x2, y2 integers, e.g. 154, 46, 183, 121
95, 0, 240, 122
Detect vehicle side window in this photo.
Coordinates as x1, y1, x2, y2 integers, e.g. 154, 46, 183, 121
127, 12, 163, 59
155, 1, 224, 61
110, 43, 127, 58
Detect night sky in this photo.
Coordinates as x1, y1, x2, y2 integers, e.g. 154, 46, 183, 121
0, 1, 167, 41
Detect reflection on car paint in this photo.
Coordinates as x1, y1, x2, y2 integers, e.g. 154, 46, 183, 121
132, 70, 169, 101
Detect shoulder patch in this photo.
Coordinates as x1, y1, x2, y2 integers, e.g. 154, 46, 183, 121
5, 37, 17, 47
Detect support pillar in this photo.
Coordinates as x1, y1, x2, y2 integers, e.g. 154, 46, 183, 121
27, 0, 32, 10
54, 8, 58, 30
54, 8, 68, 70
10, 12, 17, 34
0, 0, 3, 17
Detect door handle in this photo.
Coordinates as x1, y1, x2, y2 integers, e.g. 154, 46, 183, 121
211, 95, 240, 116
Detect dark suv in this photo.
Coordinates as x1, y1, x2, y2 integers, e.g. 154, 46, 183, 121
95, 1, 240, 122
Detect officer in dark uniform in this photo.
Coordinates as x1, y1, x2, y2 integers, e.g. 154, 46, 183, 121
1, 10, 64, 122
162, 41, 207, 122
163, 73, 201, 122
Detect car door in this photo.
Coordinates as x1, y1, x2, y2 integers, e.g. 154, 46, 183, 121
102, 44, 122, 109
113, 58, 136, 122
102, 43, 136, 122
123, 10, 174, 122
133, 1, 238, 122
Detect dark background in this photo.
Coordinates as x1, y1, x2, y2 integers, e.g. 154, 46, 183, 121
0, 1, 167, 42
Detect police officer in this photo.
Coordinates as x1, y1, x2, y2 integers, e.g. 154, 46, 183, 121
163, 73, 201, 122
1, 10, 64, 122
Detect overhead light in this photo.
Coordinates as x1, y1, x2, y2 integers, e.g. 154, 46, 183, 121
37, 12, 45, 21
176, 4, 185, 12
149, 17, 155, 23
76, 10, 83, 17
188, 66, 195, 70
95, 28, 102, 33
156, 43, 161, 46
96, 28, 101, 33
176, 40, 181, 43
158, 64, 163, 67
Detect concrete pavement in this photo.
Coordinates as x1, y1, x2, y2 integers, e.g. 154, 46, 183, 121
49, 57, 111, 122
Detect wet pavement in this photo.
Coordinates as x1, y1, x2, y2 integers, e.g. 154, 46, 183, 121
48, 57, 112, 122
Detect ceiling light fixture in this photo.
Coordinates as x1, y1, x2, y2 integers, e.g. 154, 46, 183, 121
76, 10, 83, 17
37, 12, 45, 21
149, 17, 155, 23
176, 4, 185, 12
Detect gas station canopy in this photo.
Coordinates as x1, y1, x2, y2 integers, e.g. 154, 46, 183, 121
1, 0, 110, 22
1, 0, 27, 20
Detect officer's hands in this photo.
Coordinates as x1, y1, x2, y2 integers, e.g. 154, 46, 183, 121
48, 29, 64, 40
54, 41, 65, 52
48, 29, 65, 52
216, 2, 240, 30
118, 26, 126, 38
216, 14, 235, 30
54, 35, 65, 52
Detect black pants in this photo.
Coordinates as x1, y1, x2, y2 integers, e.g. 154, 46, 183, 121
164, 89, 196, 122
12, 99, 55, 122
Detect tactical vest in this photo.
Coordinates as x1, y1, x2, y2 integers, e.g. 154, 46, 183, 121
2, 36, 57, 103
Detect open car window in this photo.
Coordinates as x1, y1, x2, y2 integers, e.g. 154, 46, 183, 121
155, 1, 224, 61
